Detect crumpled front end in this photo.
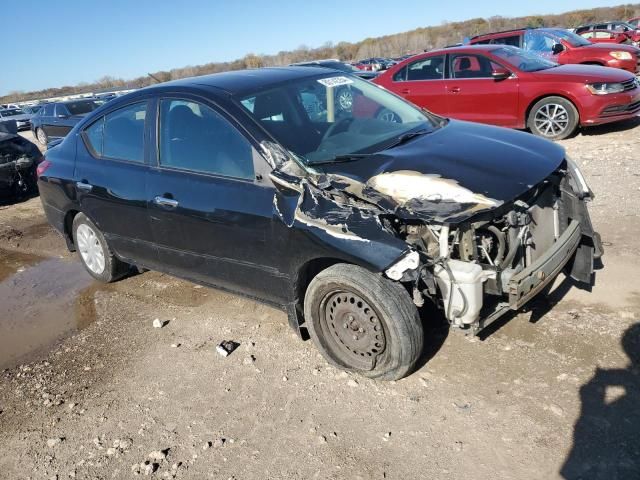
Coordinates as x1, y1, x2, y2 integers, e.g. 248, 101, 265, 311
380, 159, 602, 334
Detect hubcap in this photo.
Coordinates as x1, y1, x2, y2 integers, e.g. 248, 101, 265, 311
321, 291, 386, 369
534, 103, 569, 137
37, 129, 46, 144
337, 89, 353, 111
76, 224, 105, 274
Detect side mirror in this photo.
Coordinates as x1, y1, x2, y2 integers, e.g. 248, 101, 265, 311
552, 43, 565, 55
492, 67, 512, 80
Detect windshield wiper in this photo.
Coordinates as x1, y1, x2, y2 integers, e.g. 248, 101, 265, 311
308, 153, 373, 166
381, 129, 430, 150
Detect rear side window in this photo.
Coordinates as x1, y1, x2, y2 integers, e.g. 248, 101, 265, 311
83, 102, 146, 162
158, 99, 254, 180
450, 54, 500, 79
405, 55, 445, 81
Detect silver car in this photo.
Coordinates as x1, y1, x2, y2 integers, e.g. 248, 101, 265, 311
0, 108, 32, 131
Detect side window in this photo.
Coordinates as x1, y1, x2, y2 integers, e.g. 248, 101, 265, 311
84, 117, 104, 156
103, 102, 146, 162
392, 66, 407, 82
524, 31, 555, 53
55, 104, 70, 117
406, 55, 445, 81
43, 104, 54, 116
491, 35, 521, 47
450, 54, 498, 79
159, 99, 254, 180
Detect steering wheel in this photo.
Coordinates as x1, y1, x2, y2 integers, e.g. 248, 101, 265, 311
321, 117, 354, 143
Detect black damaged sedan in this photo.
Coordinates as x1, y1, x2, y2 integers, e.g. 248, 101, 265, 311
38, 67, 602, 380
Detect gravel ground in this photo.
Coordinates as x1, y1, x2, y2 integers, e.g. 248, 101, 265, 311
0, 123, 638, 480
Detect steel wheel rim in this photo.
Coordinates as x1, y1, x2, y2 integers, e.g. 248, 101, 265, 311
337, 89, 353, 111
534, 103, 570, 137
37, 129, 46, 144
320, 290, 386, 369
76, 224, 105, 274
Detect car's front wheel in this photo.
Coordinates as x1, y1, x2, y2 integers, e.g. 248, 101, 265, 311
527, 96, 579, 141
36, 127, 48, 146
72, 213, 129, 282
304, 264, 423, 381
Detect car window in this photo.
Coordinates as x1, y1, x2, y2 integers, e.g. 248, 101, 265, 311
66, 101, 100, 116
404, 55, 445, 81
450, 54, 498, 79
393, 66, 407, 81
84, 117, 104, 156
491, 35, 521, 47
159, 99, 254, 180
594, 31, 614, 39
524, 31, 556, 53
102, 102, 146, 162
55, 104, 70, 117
43, 104, 54, 116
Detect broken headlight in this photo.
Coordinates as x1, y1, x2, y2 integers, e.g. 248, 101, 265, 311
566, 156, 592, 199
385, 251, 420, 281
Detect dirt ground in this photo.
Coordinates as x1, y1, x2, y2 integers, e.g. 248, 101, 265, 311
0, 124, 639, 480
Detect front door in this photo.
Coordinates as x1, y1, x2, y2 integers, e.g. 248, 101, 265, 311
147, 98, 288, 303
444, 53, 519, 127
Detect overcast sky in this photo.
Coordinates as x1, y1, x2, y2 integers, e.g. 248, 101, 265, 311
2, 0, 621, 95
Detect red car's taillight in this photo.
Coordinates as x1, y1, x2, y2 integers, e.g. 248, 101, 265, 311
36, 159, 51, 177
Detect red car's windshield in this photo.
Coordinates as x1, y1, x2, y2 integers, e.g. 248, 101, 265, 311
491, 46, 558, 72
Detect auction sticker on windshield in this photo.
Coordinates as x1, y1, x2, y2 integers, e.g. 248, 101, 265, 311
317, 76, 354, 88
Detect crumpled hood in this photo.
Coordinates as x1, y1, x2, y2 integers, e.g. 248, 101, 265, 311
318, 120, 565, 223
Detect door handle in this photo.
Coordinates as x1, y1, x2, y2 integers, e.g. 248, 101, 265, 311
154, 196, 179, 208
76, 181, 93, 192
400, 88, 411, 94
449, 86, 461, 93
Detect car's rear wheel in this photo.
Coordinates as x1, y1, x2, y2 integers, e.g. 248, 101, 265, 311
527, 96, 579, 141
304, 264, 423, 381
36, 128, 48, 146
72, 213, 129, 283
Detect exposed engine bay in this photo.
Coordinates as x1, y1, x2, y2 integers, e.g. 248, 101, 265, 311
0, 133, 41, 197
383, 161, 602, 333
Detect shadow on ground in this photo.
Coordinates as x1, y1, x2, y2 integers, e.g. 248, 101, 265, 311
560, 322, 640, 479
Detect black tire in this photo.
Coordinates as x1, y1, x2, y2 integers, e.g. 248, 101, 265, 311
527, 96, 579, 141
72, 213, 129, 283
304, 264, 423, 381
35, 128, 48, 146
375, 108, 402, 123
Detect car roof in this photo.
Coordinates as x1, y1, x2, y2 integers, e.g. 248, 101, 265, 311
426, 44, 502, 55
148, 66, 332, 96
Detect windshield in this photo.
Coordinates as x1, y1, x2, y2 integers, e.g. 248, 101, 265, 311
0, 109, 24, 117
66, 101, 101, 116
547, 29, 592, 47
237, 73, 441, 165
492, 46, 558, 72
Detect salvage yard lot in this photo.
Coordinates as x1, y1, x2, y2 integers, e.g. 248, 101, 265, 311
1, 122, 639, 479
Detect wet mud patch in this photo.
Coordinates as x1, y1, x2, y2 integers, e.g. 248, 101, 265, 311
0, 249, 107, 369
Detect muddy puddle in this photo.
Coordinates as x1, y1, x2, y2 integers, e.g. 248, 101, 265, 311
0, 249, 105, 370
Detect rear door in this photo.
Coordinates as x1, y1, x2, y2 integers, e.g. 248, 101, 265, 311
444, 52, 519, 127
74, 99, 159, 267
39, 104, 56, 137
385, 55, 448, 115
146, 97, 287, 302
51, 104, 73, 138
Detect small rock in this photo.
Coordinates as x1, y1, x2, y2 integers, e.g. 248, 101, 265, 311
347, 379, 359, 388
152, 319, 164, 329
549, 404, 564, 417
213, 438, 225, 448
148, 449, 167, 461
47, 437, 63, 448
318, 435, 327, 444
383, 432, 391, 442
170, 343, 180, 348
202, 441, 211, 450
282, 376, 288, 382
243, 355, 256, 365
106, 447, 117, 456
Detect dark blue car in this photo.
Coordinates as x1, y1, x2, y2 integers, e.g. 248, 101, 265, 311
31, 99, 102, 145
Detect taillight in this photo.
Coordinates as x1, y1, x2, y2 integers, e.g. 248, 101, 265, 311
36, 159, 51, 177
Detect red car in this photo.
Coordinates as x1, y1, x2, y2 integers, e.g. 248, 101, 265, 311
577, 29, 633, 45
373, 45, 640, 140
629, 17, 640, 28
470, 28, 640, 74
575, 22, 640, 47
